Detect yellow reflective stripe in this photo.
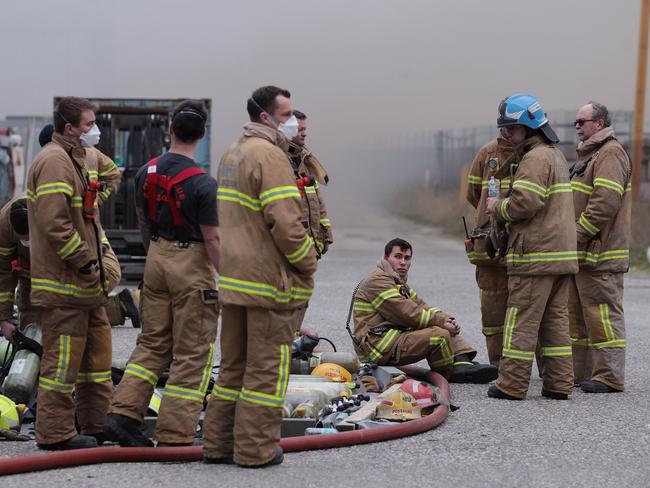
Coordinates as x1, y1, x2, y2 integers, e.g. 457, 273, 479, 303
39, 376, 74, 394
55, 335, 71, 383
275, 344, 290, 398
540, 346, 572, 357
0, 246, 16, 257
482, 325, 503, 336
370, 288, 402, 310
599, 304, 616, 342
592, 338, 626, 349
571, 181, 594, 195
100, 189, 112, 199
199, 343, 215, 396
503, 307, 518, 350
368, 329, 399, 361
546, 183, 572, 196
467, 175, 482, 185
26, 190, 36, 202
409, 288, 417, 299
285, 237, 313, 264
429, 336, 453, 367
31, 277, 103, 299
512, 179, 547, 198
98, 162, 118, 177
71, 196, 83, 208
87, 170, 99, 180
164, 384, 205, 403
101, 235, 110, 245
578, 213, 599, 236
217, 188, 262, 211
625, 182, 632, 193
212, 385, 241, 402
240, 387, 284, 408
33, 182, 74, 199
259, 185, 301, 207
353, 300, 374, 312
76, 370, 112, 383
0, 291, 14, 303
419, 307, 440, 328
577, 249, 629, 263
502, 348, 535, 361
57, 232, 82, 260
320, 218, 331, 227
594, 177, 624, 196
466, 251, 492, 261
219, 276, 312, 303
506, 250, 578, 264
500, 197, 512, 222
124, 363, 158, 387
304, 186, 317, 194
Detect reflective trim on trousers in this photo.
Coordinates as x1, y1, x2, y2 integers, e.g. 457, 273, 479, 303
76, 370, 112, 383
503, 307, 519, 351
482, 325, 503, 337
240, 387, 284, 408
212, 385, 241, 402
124, 363, 159, 387
199, 343, 216, 396
571, 337, 626, 349
502, 348, 535, 361
275, 344, 290, 398
429, 336, 453, 368
539, 346, 572, 357
56, 335, 71, 383
39, 376, 74, 394
163, 384, 205, 403
368, 329, 399, 362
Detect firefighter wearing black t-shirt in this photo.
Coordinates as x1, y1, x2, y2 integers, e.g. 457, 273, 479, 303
104, 100, 220, 447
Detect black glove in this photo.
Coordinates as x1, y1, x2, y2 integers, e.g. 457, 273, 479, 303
79, 260, 99, 275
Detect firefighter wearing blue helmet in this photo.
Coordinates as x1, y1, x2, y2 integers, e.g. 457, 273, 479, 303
485, 93, 578, 400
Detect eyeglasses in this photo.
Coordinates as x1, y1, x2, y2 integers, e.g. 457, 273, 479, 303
574, 119, 593, 127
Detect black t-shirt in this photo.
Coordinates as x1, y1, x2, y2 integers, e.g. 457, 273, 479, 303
135, 152, 218, 242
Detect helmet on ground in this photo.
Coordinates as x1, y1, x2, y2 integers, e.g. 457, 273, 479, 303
311, 363, 353, 383
497, 93, 559, 143
375, 390, 422, 421
399, 379, 436, 408
0, 394, 20, 430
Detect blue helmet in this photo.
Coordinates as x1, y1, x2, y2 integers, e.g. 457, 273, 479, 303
497, 93, 559, 143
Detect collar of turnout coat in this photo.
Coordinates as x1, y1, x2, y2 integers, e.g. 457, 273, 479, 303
243, 122, 290, 152
376, 258, 406, 285
51, 132, 86, 161
577, 127, 615, 158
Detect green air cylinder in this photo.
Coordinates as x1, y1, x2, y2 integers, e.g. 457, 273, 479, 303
0, 336, 13, 367
309, 352, 361, 374
2, 323, 42, 404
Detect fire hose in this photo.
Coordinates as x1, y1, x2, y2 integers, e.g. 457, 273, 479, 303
0, 365, 449, 476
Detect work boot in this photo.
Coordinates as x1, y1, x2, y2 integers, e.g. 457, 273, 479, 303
103, 413, 153, 447
157, 438, 203, 447
37, 434, 98, 451
541, 389, 568, 400
239, 447, 284, 468
118, 289, 141, 328
581, 380, 619, 394
449, 357, 498, 384
487, 384, 523, 400
204, 455, 235, 465
87, 431, 108, 446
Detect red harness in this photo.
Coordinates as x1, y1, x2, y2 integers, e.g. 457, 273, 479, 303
143, 157, 206, 231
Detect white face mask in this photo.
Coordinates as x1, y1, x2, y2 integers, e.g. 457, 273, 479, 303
80, 124, 101, 147
20, 240, 30, 248
276, 115, 299, 141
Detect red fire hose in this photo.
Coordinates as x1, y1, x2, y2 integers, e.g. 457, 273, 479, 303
0, 366, 449, 476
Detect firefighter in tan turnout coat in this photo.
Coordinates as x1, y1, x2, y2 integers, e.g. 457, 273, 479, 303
353, 238, 498, 383
202, 86, 317, 468
570, 102, 631, 393
486, 93, 578, 401
466, 137, 513, 365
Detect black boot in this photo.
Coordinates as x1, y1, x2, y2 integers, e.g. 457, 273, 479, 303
581, 380, 619, 393
487, 384, 523, 400
118, 289, 141, 328
449, 355, 498, 384
37, 434, 98, 451
103, 413, 153, 447
541, 389, 568, 400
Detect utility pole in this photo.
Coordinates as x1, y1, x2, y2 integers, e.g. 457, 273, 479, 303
632, 0, 650, 203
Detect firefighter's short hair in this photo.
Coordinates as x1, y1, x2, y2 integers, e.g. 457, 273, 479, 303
171, 100, 207, 143
384, 238, 412, 257
53, 97, 98, 134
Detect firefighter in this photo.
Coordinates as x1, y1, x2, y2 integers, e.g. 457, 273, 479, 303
0, 198, 130, 345
466, 136, 514, 366
202, 85, 317, 468
352, 238, 498, 383
104, 100, 219, 447
26, 96, 112, 450
485, 93, 578, 400
569, 102, 631, 393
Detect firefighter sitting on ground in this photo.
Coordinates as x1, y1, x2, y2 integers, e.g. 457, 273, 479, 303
0, 197, 138, 344
352, 238, 498, 383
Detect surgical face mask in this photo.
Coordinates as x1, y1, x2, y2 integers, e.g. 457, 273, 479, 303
80, 124, 101, 147
20, 240, 30, 248
276, 115, 299, 141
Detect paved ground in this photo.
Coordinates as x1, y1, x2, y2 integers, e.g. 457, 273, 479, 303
2, 207, 650, 487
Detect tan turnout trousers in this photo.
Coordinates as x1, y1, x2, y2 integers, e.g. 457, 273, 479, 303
36, 306, 112, 444
569, 272, 625, 391
476, 266, 508, 366
495, 274, 574, 399
203, 305, 301, 466
109, 238, 218, 443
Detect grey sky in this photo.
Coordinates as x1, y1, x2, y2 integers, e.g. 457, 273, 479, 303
0, 0, 644, 180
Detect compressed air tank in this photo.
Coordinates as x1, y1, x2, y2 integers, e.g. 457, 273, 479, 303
2, 323, 42, 403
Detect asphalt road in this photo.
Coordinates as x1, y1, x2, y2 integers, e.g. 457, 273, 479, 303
2, 208, 650, 487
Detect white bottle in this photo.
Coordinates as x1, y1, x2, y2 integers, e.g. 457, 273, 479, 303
488, 176, 501, 198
